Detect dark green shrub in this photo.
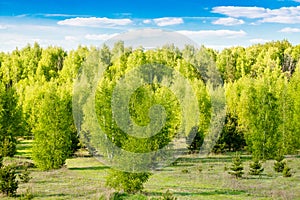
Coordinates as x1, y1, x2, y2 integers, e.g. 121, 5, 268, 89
186, 126, 204, 153
20, 187, 34, 200
213, 114, 246, 153
181, 169, 189, 173
274, 155, 285, 173
283, 164, 292, 177
249, 160, 264, 175
0, 163, 18, 197
127, 193, 148, 200
19, 167, 32, 183
161, 190, 177, 200
197, 165, 203, 173
0, 136, 17, 157
106, 169, 151, 194
228, 153, 244, 178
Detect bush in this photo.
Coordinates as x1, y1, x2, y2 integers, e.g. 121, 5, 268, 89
150, 190, 177, 200
161, 190, 177, 200
106, 169, 151, 194
274, 155, 285, 173
249, 160, 264, 175
228, 153, 244, 178
19, 167, 32, 183
283, 164, 292, 177
107, 192, 126, 200
99, 192, 148, 200
0, 163, 18, 197
181, 169, 189, 173
20, 187, 34, 200
0, 136, 17, 157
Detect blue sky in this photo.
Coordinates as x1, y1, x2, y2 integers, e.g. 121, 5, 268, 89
1, 0, 300, 51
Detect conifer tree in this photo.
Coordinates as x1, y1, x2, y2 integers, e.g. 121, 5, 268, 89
228, 153, 244, 178
249, 160, 264, 176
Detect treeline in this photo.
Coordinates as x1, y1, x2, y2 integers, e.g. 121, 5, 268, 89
0, 40, 300, 170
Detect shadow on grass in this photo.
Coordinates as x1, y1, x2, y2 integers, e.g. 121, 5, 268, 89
244, 174, 275, 180
170, 163, 194, 167
68, 166, 110, 171
148, 189, 246, 197
16, 140, 33, 159
33, 193, 68, 198
177, 155, 252, 164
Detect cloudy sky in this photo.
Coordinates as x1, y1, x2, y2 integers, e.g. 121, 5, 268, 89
1, 0, 300, 51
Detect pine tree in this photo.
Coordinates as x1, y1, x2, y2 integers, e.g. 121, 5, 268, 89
228, 153, 244, 178
0, 156, 18, 197
249, 160, 264, 175
274, 155, 285, 173
282, 164, 292, 177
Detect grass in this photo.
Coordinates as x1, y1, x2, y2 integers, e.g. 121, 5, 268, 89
1, 140, 300, 199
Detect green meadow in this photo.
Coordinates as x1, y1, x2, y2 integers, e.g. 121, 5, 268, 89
2, 139, 299, 200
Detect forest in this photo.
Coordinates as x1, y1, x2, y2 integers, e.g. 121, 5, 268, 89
0, 40, 300, 199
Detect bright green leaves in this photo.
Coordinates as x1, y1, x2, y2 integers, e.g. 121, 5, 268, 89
226, 64, 300, 159
31, 81, 74, 170
36, 46, 66, 81
0, 83, 23, 157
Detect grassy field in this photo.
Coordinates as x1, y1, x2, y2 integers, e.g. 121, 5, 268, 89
1, 140, 300, 199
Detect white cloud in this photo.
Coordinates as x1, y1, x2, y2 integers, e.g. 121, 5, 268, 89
57, 17, 133, 27
177, 29, 246, 38
260, 16, 300, 24
143, 19, 152, 24
153, 17, 184, 26
212, 6, 300, 24
0, 25, 7, 30
64, 36, 79, 41
249, 38, 270, 44
212, 6, 268, 19
85, 33, 119, 41
212, 17, 245, 26
44, 14, 82, 17
279, 27, 300, 33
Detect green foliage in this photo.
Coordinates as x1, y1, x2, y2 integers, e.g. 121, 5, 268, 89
274, 155, 285, 173
0, 84, 23, 157
106, 192, 125, 200
106, 169, 151, 194
217, 46, 247, 82
249, 160, 264, 175
1, 41, 300, 194
20, 187, 34, 200
213, 113, 246, 153
19, 167, 31, 183
160, 190, 177, 200
226, 68, 291, 159
31, 82, 74, 170
186, 126, 204, 153
0, 157, 18, 197
100, 192, 148, 200
36, 46, 66, 81
282, 164, 292, 177
228, 153, 244, 178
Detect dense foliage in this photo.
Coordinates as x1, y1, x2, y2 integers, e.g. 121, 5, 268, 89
0, 156, 18, 197
0, 40, 300, 192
